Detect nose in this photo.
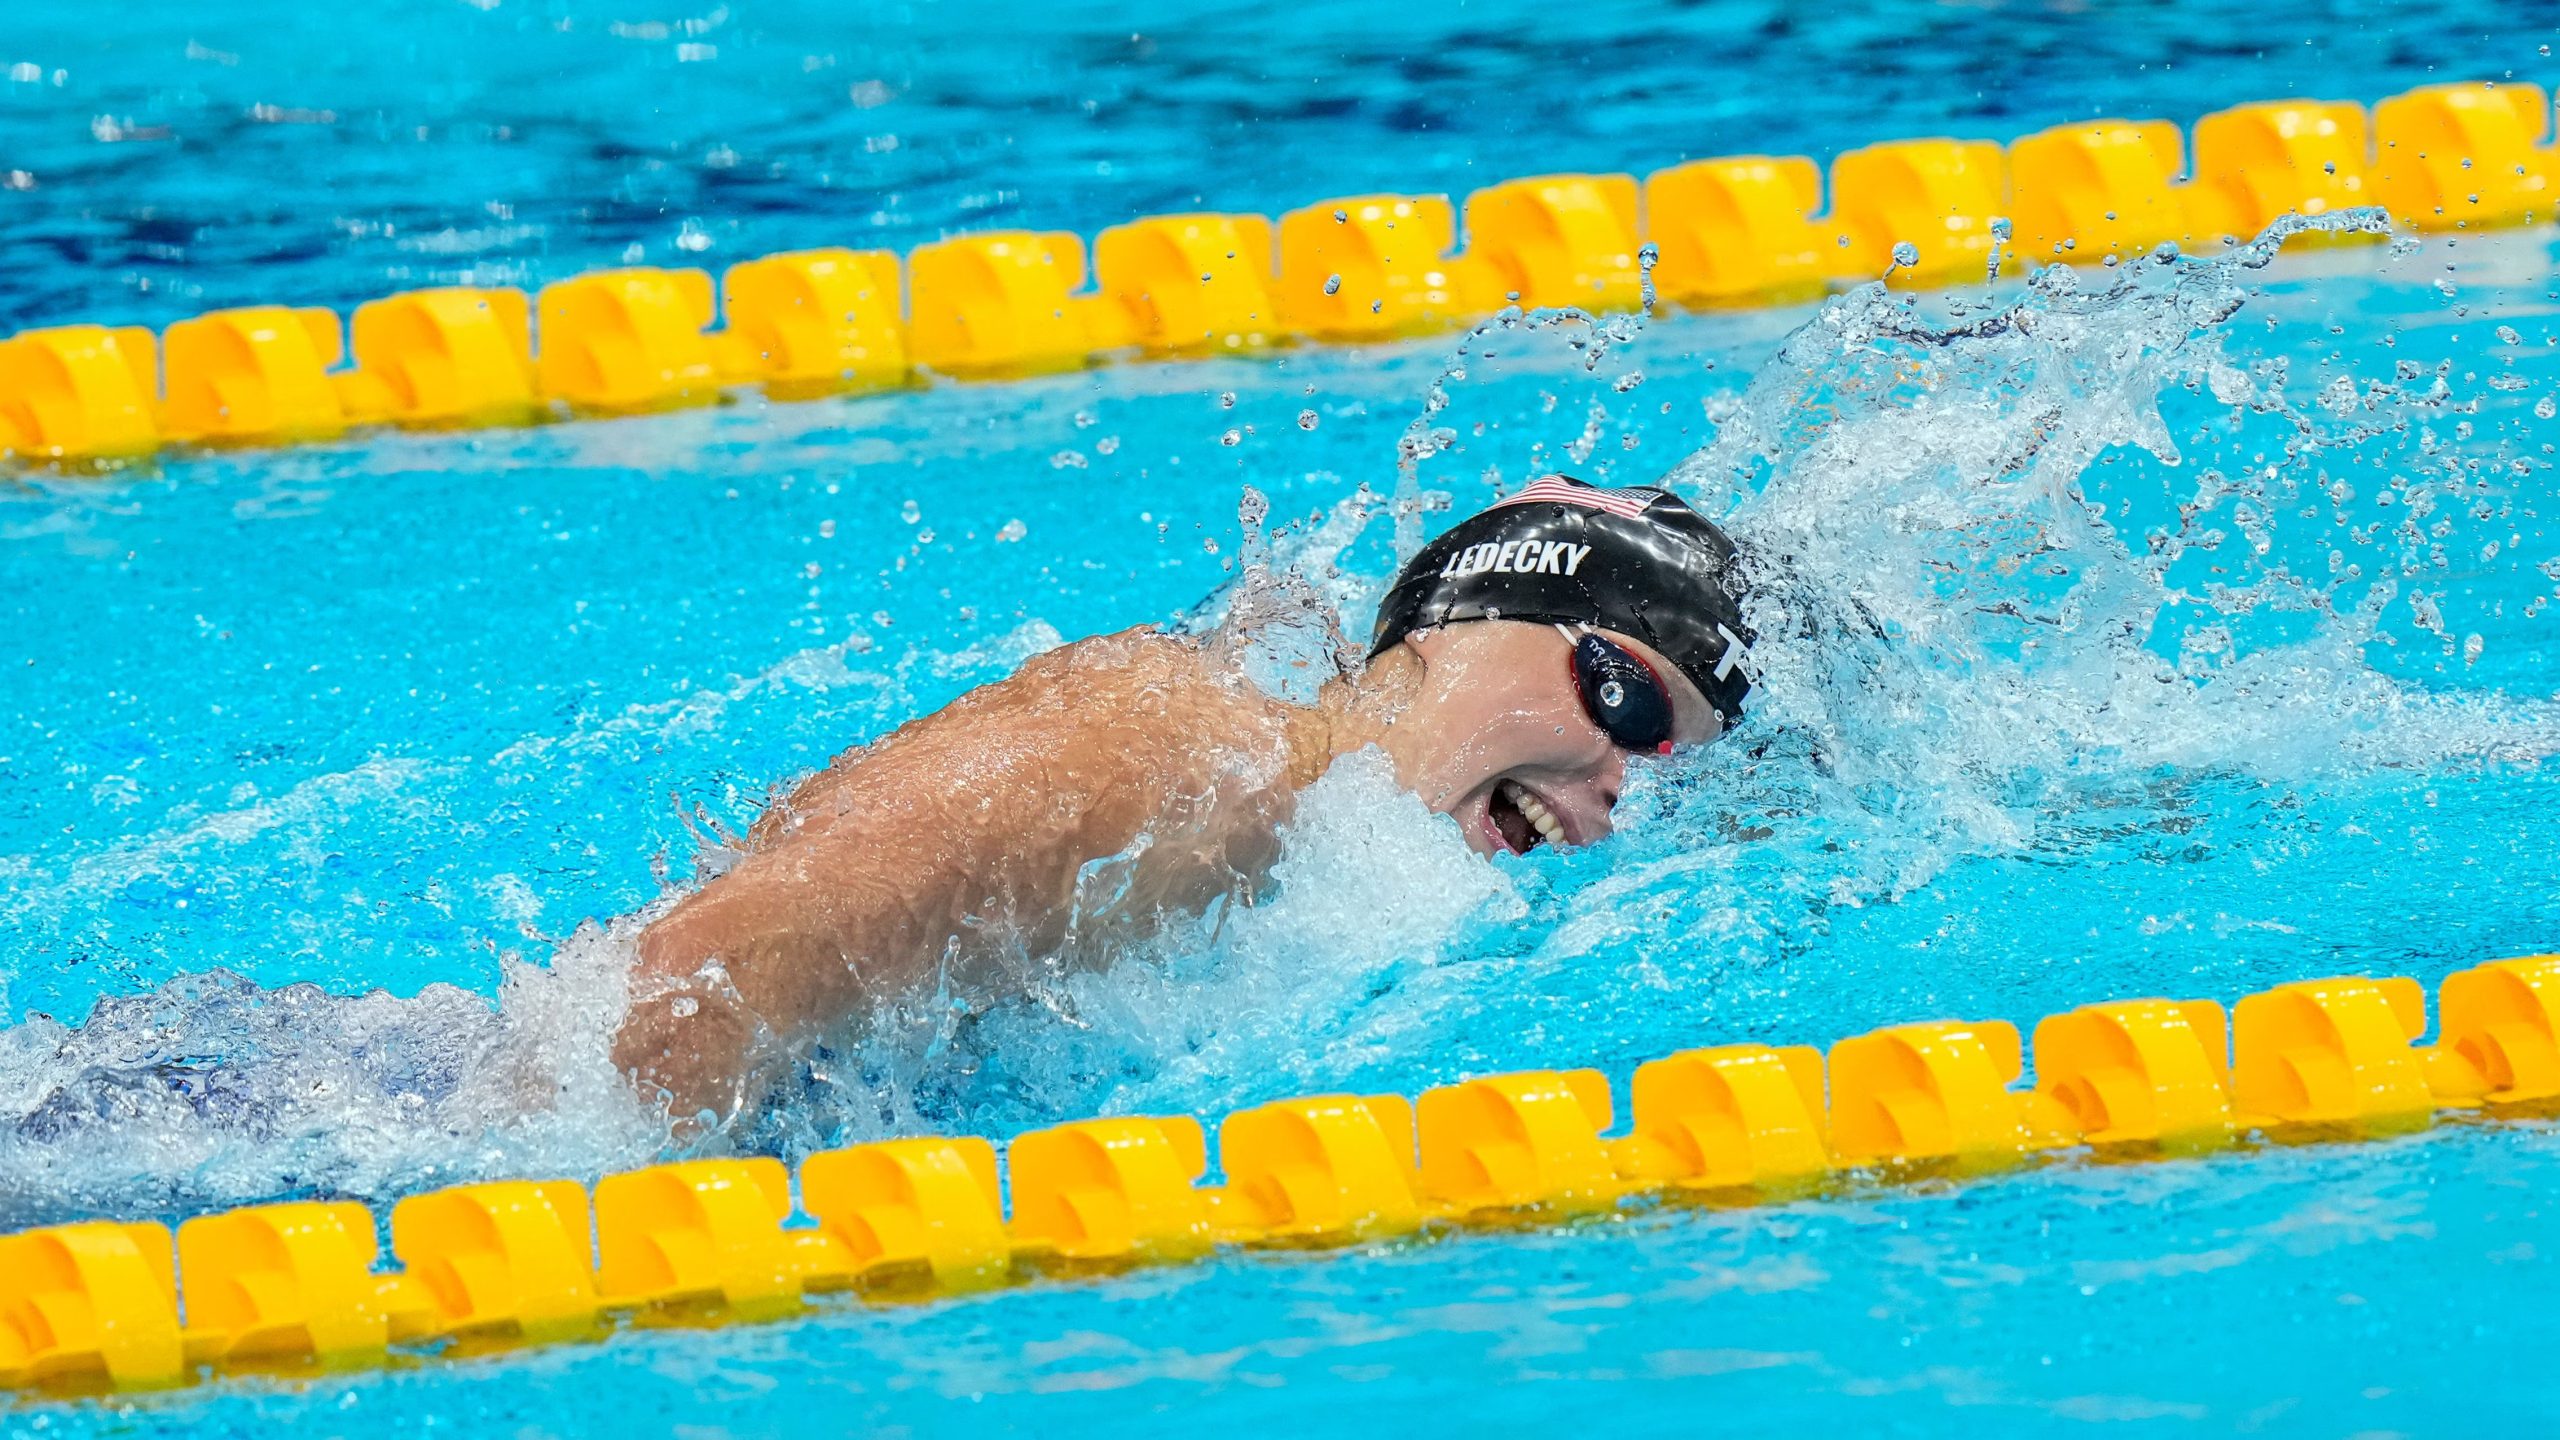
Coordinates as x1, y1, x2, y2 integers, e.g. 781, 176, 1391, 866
1594, 747, 1627, 810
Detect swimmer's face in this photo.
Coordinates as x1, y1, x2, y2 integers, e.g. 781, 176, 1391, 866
1376, 619, 1722, 857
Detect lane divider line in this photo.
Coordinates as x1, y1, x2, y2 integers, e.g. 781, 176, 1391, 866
1, 956, 2553, 1395
2, 81, 2549, 469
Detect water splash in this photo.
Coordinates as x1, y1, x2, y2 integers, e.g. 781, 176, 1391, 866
1197, 484, 1355, 703
0, 915, 661, 1226
1656, 208, 2559, 902
1390, 268, 1664, 560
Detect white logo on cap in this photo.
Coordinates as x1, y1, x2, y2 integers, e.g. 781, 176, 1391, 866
1438, 540, 1591, 580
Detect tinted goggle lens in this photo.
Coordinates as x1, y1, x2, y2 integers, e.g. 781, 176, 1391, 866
1569, 633, 1675, 754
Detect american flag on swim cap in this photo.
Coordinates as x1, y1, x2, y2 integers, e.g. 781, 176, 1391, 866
1496, 474, 1661, 519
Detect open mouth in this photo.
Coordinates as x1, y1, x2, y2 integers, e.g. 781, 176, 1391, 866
1487, 779, 1568, 855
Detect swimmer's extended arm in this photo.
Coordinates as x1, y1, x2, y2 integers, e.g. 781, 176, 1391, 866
613, 631, 1302, 1124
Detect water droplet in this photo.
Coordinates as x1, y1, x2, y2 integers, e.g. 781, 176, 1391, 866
1049, 450, 1089, 469
1218, 391, 1236, 409
995, 518, 1027, 542
2535, 395, 2556, 420
1219, 428, 1241, 446
1296, 409, 1319, 430
817, 518, 837, 538
1890, 241, 1920, 269
1096, 435, 1120, 455
1323, 273, 1342, 295
899, 499, 920, 524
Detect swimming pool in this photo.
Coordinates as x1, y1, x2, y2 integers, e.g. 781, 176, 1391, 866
6, 0, 2560, 1432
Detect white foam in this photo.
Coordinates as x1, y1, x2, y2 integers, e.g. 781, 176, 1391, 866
0, 911, 663, 1223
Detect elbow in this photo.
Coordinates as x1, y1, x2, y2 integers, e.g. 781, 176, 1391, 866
617, 920, 768, 1131
612, 991, 748, 1131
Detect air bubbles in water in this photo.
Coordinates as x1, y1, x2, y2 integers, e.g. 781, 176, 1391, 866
1297, 409, 1319, 430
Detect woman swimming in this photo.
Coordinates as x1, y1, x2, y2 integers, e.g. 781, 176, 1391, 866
615, 476, 1755, 1124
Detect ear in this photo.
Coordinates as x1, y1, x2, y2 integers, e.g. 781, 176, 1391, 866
1400, 624, 1458, 664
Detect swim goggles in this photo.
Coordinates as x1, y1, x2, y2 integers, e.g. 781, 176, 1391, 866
1559, 625, 1676, 755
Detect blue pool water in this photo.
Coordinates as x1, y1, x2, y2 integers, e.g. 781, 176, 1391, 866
7, 0, 2560, 1433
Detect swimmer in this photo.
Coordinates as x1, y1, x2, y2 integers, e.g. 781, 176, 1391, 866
616, 475, 1755, 1124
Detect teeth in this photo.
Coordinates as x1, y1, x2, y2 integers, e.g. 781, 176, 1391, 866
1502, 780, 1567, 850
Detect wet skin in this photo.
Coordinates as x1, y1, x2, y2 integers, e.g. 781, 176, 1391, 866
616, 619, 1717, 1124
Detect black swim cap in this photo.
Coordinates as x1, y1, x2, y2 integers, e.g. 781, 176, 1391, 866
1369, 475, 1755, 728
